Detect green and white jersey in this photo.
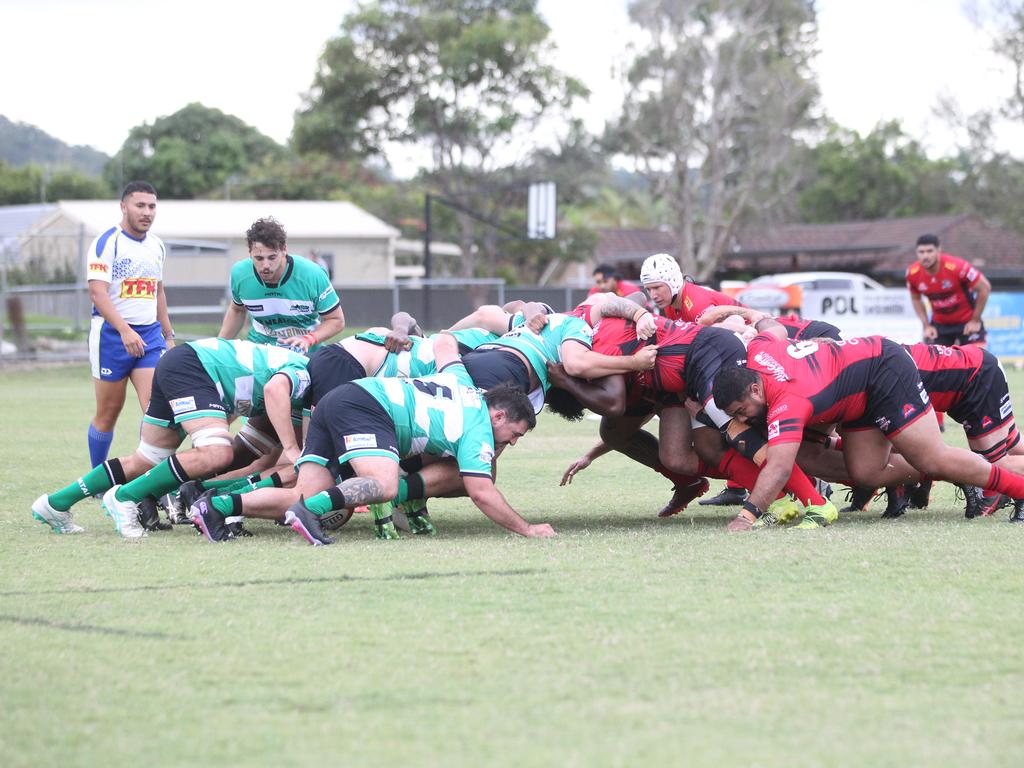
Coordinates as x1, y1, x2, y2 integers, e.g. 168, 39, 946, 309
355, 363, 495, 477
356, 328, 499, 379
483, 313, 593, 392
187, 338, 310, 418
229, 255, 340, 349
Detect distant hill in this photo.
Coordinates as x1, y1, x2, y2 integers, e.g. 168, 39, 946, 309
0, 116, 110, 176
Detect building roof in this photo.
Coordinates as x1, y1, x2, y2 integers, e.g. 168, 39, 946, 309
594, 227, 677, 263
0, 204, 58, 262
47, 200, 400, 239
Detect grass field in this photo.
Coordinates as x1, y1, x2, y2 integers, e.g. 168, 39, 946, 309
3, 363, 1024, 767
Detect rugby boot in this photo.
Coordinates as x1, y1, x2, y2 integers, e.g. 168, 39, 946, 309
1008, 499, 1024, 523
795, 499, 839, 529
698, 485, 748, 507
102, 486, 146, 539
285, 496, 334, 546
31, 495, 84, 534
815, 477, 834, 500
657, 478, 710, 517
751, 497, 799, 530
191, 490, 232, 543
841, 485, 875, 513
371, 502, 400, 540
908, 479, 932, 509
979, 491, 1009, 517
403, 501, 436, 536
225, 516, 253, 538
880, 486, 909, 519
138, 496, 172, 531
959, 484, 985, 519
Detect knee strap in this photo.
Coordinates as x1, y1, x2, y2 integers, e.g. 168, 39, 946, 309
137, 440, 174, 465
191, 426, 233, 449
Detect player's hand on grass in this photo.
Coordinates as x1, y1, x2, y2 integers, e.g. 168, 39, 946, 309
631, 344, 658, 371
635, 312, 657, 340
120, 327, 146, 357
560, 455, 592, 485
384, 330, 413, 352
525, 523, 556, 537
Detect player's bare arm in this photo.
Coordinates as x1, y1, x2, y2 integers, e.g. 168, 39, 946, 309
560, 441, 614, 486
560, 341, 657, 379
463, 475, 555, 537
747, 441, 802, 513
547, 361, 626, 417
589, 297, 656, 338
699, 305, 766, 326
155, 281, 175, 349
217, 302, 248, 341
966, 275, 992, 334
448, 305, 513, 333
263, 373, 302, 465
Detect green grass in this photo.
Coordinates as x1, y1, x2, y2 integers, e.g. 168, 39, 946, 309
3, 365, 1024, 767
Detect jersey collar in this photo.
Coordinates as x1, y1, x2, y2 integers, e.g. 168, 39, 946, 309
253, 254, 294, 288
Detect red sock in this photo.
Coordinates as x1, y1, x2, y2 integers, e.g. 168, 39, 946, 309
655, 464, 702, 487
986, 465, 1024, 498
716, 450, 760, 488
726, 480, 744, 490
784, 465, 825, 506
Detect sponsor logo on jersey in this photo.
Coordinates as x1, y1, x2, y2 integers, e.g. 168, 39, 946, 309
101, 367, 113, 376
902, 403, 916, 418
767, 420, 780, 440
236, 399, 252, 416
874, 415, 891, 431
318, 287, 334, 301
753, 350, 789, 382
478, 442, 496, 464
941, 280, 952, 289
247, 304, 264, 312
344, 433, 378, 450
918, 383, 930, 404
171, 396, 197, 414
119, 277, 157, 299
1000, 395, 1013, 419
290, 302, 313, 311
88, 262, 109, 274
981, 415, 994, 429
918, 282, 928, 291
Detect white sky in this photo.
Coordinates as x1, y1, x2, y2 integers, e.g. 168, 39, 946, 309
0, 0, 1019, 174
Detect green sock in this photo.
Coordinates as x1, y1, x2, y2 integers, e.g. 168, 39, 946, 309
248, 475, 279, 490
49, 464, 113, 511
304, 492, 334, 516
116, 460, 181, 503
200, 477, 249, 492
211, 495, 234, 515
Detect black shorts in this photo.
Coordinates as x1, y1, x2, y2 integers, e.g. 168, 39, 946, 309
794, 320, 842, 341
144, 345, 227, 427
298, 383, 399, 473
843, 340, 933, 437
462, 348, 532, 393
933, 322, 987, 347
949, 350, 1014, 438
306, 344, 368, 408
686, 326, 747, 405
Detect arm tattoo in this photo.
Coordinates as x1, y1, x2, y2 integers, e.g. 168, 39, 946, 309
339, 477, 387, 506
596, 297, 644, 321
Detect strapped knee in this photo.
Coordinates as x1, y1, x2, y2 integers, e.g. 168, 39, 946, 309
137, 440, 175, 465
237, 422, 279, 456
191, 426, 234, 449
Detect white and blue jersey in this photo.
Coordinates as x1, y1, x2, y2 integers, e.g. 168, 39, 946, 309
86, 225, 167, 381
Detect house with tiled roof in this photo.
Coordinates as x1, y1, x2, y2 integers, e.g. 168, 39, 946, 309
570, 215, 1024, 287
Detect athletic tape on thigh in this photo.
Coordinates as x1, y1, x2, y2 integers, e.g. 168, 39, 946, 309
137, 440, 175, 465
191, 426, 234, 449
237, 422, 280, 456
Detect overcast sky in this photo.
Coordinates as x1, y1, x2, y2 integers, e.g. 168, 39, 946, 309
1, 0, 1019, 175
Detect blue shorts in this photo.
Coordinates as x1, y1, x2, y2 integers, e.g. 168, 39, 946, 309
89, 317, 166, 381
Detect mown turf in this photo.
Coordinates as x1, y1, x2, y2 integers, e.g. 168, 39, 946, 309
2, 364, 1023, 767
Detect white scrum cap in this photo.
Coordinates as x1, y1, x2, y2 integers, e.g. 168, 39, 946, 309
639, 253, 684, 296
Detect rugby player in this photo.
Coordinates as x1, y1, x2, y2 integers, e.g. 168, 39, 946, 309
32, 339, 309, 538
712, 321, 1024, 528
85, 181, 173, 468
192, 333, 553, 544
218, 217, 344, 354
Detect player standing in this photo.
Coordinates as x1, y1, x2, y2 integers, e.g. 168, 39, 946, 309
86, 181, 173, 467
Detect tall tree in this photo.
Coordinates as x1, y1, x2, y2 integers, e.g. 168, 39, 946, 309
610, 0, 818, 280
797, 121, 958, 222
106, 103, 284, 199
293, 0, 587, 280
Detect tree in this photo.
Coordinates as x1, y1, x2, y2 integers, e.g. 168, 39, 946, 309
0, 160, 111, 205
293, 0, 587, 281
106, 103, 284, 199
609, 0, 819, 280
797, 121, 958, 222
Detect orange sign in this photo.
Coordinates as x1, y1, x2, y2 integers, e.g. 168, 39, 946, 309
119, 277, 157, 299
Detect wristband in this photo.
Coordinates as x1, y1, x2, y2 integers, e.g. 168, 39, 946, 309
741, 499, 762, 519
632, 307, 650, 324
301, 333, 317, 346
164, 330, 175, 340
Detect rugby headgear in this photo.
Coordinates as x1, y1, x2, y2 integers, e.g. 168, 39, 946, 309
640, 253, 684, 297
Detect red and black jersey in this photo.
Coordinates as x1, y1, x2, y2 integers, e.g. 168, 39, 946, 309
904, 342, 985, 414
746, 334, 886, 445
592, 316, 703, 395
662, 283, 741, 323
906, 253, 983, 325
